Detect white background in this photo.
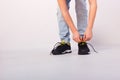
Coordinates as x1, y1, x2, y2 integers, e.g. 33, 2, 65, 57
0, 0, 120, 53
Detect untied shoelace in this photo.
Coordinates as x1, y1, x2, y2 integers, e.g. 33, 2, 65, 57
50, 42, 98, 55
86, 42, 98, 53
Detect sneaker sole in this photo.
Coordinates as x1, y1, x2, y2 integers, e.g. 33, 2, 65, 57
62, 50, 72, 54
78, 52, 90, 55
50, 50, 72, 55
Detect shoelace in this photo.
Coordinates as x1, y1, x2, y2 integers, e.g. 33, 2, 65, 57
52, 42, 62, 50
80, 36, 98, 53
50, 42, 63, 55
86, 43, 98, 53
50, 42, 98, 55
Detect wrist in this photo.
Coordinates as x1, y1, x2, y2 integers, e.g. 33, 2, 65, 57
72, 30, 79, 34
86, 26, 93, 31
71, 28, 78, 34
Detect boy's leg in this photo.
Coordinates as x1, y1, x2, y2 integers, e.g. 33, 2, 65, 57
57, 0, 71, 43
75, 0, 88, 36
75, 0, 90, 55
50, 0, 72, 55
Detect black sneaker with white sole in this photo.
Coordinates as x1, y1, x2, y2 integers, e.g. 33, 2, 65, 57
51, 42, 72, 55
78, 42, 90, 55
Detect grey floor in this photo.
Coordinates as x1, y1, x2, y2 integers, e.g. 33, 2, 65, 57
1, 46, 120, 80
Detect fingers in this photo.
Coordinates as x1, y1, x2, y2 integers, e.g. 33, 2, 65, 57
83, 34, 91, 41
73, 35, 91, 42
82, 35, 85, 42
73, 31, 82, 43
83, 35, 87, 41
73, 36, 81, 42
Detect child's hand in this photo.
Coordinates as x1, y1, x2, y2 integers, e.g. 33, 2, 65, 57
83, 29, 93, 41
73, 31, 82, 43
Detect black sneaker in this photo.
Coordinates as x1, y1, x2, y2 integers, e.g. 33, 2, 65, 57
51, 41, 72, 55
78, 42, 90, 55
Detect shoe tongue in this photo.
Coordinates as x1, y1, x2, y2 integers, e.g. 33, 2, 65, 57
61, 41, 66, 44
61, 40, 70, 45
80, 42, 86, 45
82, 42, 85, 45
60, 41, 67, 45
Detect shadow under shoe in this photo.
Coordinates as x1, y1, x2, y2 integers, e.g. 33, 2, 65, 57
78, 42, 90, 55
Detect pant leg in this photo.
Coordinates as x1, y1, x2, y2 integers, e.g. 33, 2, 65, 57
75, 0, 88, 36
57, 0, 71, 43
